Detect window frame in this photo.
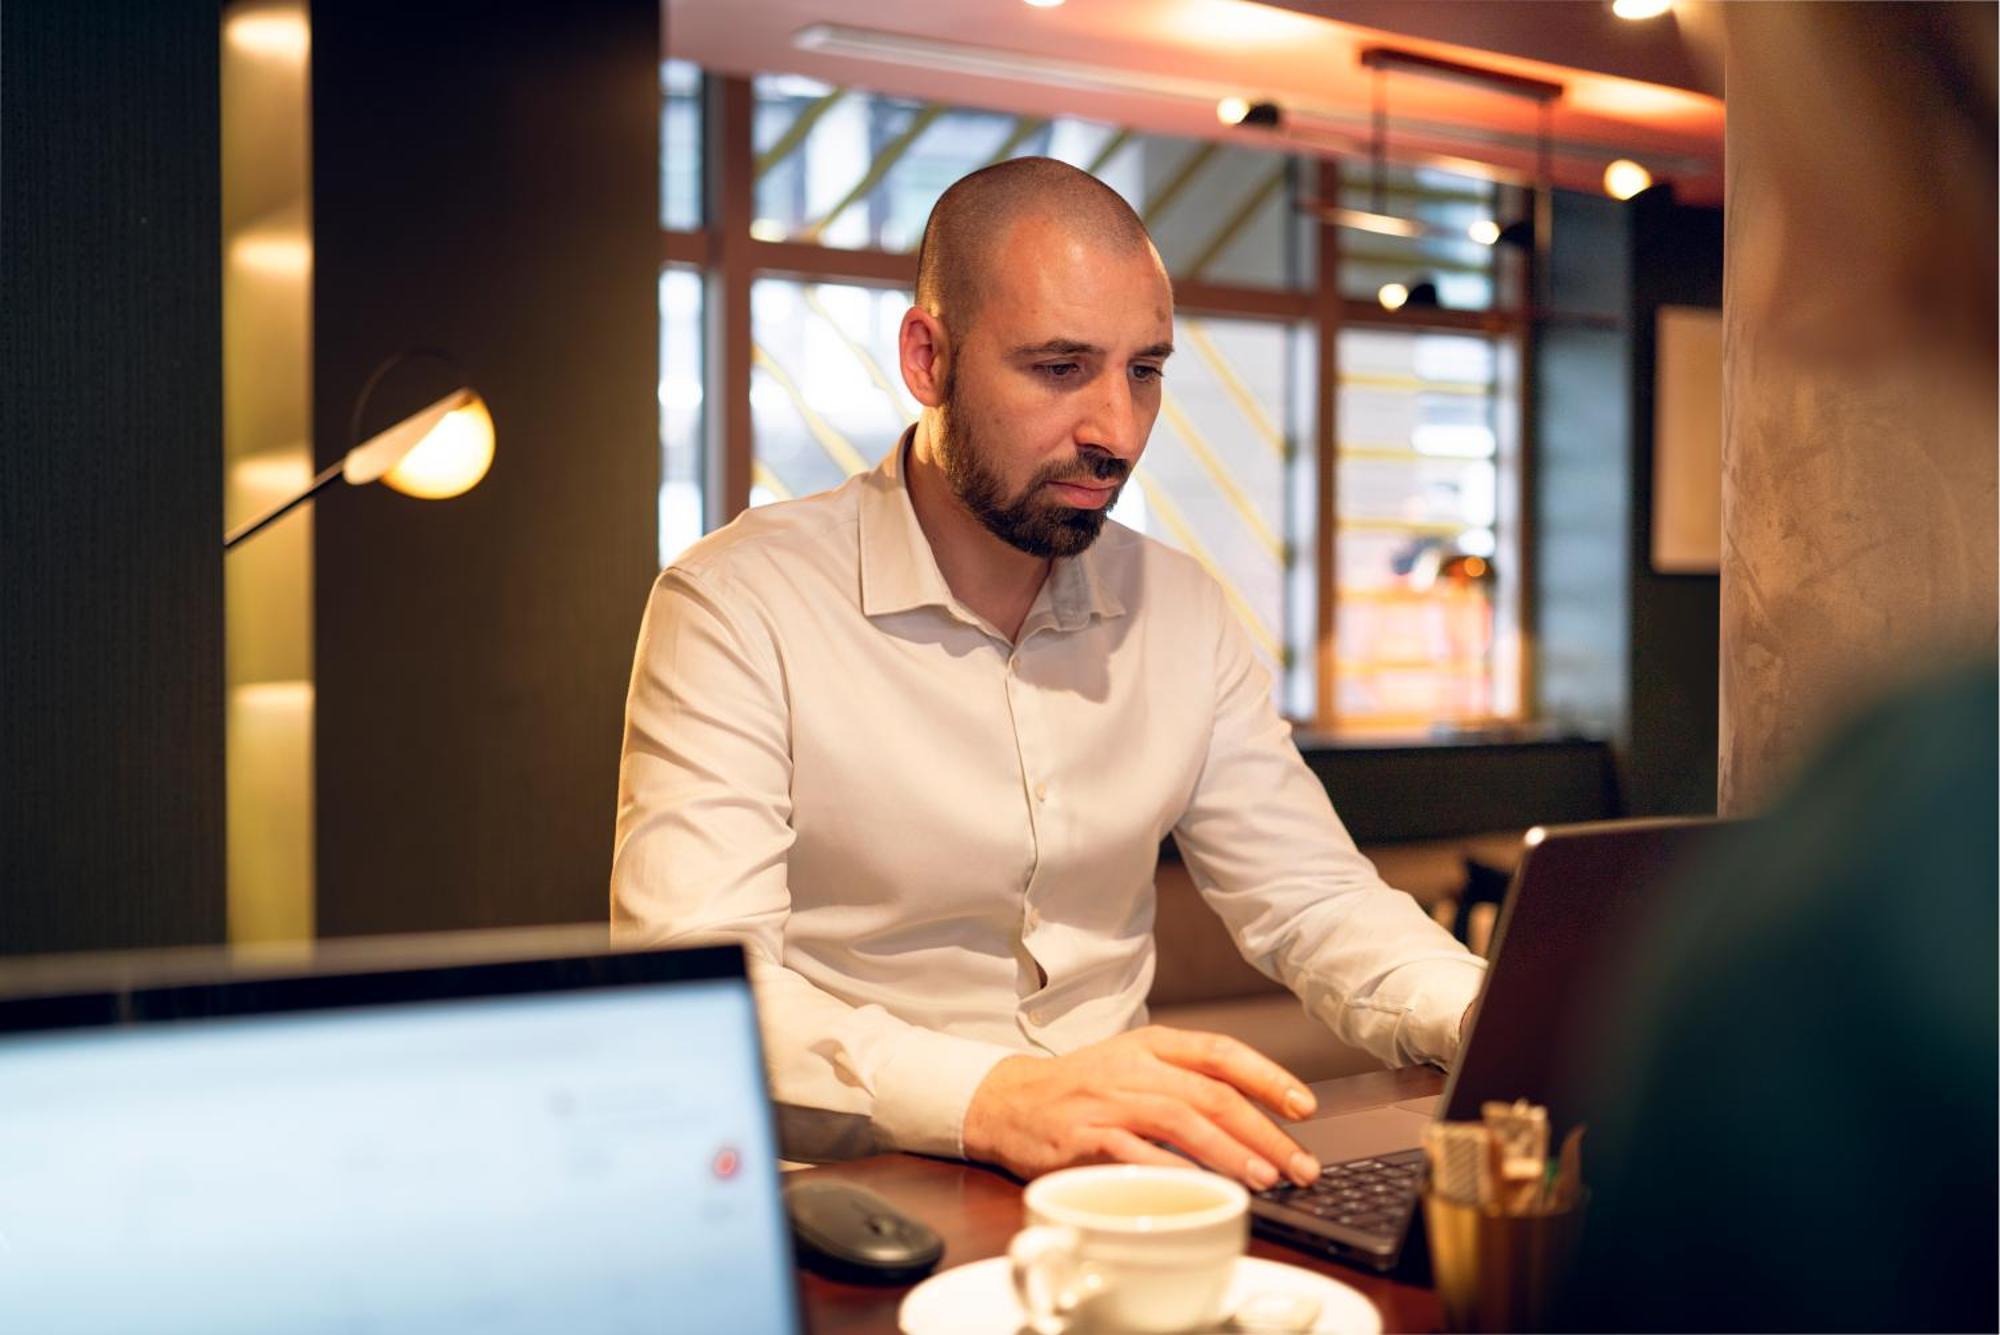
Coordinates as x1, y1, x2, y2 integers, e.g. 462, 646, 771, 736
665, 71, 1533, 734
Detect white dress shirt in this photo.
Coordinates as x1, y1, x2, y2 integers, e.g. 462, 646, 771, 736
612, 438, 1485, 1162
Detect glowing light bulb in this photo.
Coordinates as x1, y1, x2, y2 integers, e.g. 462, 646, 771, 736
1603, 159, 1654, 200
1611, 0, 1672, 19
1216, 97, 1250, 126
1023, 0, 1065, 7
1378, 283, 1410, 312
1468, 219, 1501, 246
382, 395, 495, 500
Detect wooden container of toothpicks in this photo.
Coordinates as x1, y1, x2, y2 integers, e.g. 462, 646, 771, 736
1421, 1108, 1586, 1332
1422, 1189, 1587, 1333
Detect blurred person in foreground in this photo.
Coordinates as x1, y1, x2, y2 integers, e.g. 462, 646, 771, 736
1557, 661, 1997, 1331
611, 158, 1484, 1187
1559, 4, 1996, 1329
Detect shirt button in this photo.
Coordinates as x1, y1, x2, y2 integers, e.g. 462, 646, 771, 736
1024, 908, 1040, 931
1034, 781, 1048, 802
1029, 1008, 1050, 1026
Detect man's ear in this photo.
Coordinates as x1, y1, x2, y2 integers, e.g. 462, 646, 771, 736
899, 307, 949, 408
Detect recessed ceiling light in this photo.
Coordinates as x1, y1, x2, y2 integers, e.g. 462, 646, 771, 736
1611, 0, 1673, 18
1024, 0, 1065, 8
1378, 283, 1410, 312
1603, 158, 1654, 200
1468, 219, 1502, 246
1216, 97, 1250, 126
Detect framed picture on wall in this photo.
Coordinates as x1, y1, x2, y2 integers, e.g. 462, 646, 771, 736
1652, 305, 1723, 574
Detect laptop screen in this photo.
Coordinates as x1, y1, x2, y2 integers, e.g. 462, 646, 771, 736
0, 947, 799, 1334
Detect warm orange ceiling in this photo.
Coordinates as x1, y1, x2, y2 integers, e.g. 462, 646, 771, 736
667, 0, 1724, 203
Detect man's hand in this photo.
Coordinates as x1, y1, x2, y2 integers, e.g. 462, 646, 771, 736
960, 1026, 1323, 1190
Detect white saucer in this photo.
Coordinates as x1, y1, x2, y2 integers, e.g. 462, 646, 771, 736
896, 1254, 1383, 1335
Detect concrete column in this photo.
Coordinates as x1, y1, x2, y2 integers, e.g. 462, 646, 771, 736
1718, 3, 1997, 814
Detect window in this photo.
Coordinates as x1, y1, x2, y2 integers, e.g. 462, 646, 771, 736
748, 77, 1312, 289
659, 266, 704, 565
1334, 327, 1518, 727
660, 63, 1528, 734
1337, 163, 1515, 312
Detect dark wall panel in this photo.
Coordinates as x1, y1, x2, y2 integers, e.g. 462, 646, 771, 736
1627, 191, 1723, 815
312, 0, 660, 936
0, 1, 224, 954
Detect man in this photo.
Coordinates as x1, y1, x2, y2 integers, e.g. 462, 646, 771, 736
612, 158, 1483, 1191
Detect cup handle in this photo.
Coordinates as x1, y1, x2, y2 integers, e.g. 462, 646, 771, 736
1009, 1224, 1087, 1334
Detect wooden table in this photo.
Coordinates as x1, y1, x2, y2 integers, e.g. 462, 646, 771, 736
793, 1067, 1445, 1334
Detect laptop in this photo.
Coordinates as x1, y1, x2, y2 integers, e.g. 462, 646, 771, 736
1249, 817, 1719, 1272
0, 927, 801, 1334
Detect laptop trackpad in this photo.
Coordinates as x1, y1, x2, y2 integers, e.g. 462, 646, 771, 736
1293, 1106, 1431, 1162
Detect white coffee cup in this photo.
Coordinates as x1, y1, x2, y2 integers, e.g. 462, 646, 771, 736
1008, 1163, 1249, 1334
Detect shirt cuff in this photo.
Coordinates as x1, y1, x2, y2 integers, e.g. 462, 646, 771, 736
869, 1027, 1023, 1159
1403, 959, 1487, 1067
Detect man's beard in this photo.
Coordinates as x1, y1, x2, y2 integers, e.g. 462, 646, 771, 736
936, 370, 1131, 559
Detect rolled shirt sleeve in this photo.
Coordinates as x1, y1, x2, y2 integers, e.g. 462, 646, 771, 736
1171, 578, 1486, 1069
611, 568, 1016, 1159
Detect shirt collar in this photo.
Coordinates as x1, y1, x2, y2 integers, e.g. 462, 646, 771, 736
858, 429, 1127, 631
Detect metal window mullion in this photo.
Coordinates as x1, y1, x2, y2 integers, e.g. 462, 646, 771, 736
703, 74, 756, 526
1512, 177, 1543, 720
1314, 158, 1342, 730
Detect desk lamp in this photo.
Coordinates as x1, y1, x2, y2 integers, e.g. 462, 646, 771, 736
224, 370, 494, 550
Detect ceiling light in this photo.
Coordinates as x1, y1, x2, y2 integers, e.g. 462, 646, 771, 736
1610, 0, 1673, 18
1216, 97, 1250, 126
1378, 283, 1410, 312
1024, 0, 1066, 7
1603, 158, 1654, 200
1468, 219, 1502, 246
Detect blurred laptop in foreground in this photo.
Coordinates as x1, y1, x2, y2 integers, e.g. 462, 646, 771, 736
0, 928, 801, 1335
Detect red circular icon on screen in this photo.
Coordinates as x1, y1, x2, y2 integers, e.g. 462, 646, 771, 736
712, 1146, 741, 1180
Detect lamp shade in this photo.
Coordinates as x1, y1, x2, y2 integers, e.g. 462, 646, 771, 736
344, 387, 494, 499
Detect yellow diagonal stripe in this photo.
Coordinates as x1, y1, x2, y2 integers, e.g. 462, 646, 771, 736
1157, 395, 1284, 562
802, 286, 916, 427
1132, 473, 1283, 663
1184, 319, 1287, 461
751, 343, 871, 479
751, 461, 794, 502
1142, 140, 1220, 227
755, 88, 847, 180
981, 116, 1050, 169
800, 105, 944, 243
1182, 163, 1288, 281
1084, 128, 1132, 178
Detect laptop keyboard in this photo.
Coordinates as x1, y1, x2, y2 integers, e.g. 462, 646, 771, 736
1255, 1149, 1425, 1240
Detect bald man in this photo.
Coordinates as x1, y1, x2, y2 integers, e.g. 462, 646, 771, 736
612, 158, 1484, 1190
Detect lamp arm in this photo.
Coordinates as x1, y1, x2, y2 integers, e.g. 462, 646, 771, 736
223, 459, 345, 551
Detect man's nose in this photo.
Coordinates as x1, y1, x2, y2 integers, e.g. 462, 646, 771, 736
1076, 373, 1144, 463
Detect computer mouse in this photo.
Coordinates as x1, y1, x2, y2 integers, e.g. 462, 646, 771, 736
784, 1179, 945, 1285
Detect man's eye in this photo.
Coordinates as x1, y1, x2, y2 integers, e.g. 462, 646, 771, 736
1040, 362, 1082, 379
1132, 364, 1164, 383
